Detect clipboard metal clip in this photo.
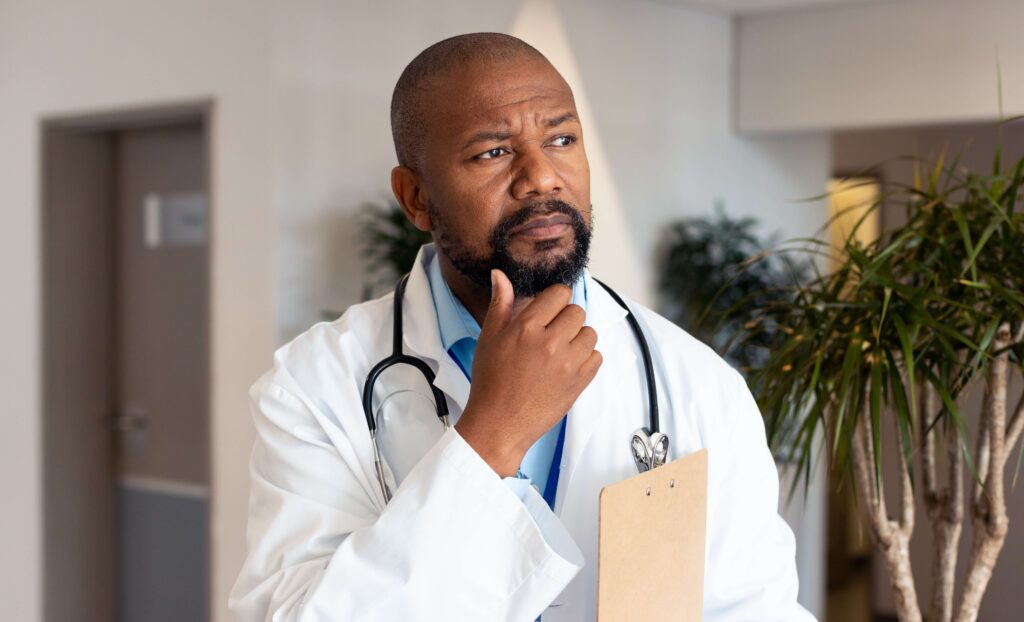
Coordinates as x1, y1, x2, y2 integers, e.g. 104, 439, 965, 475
630, 427, 669, 473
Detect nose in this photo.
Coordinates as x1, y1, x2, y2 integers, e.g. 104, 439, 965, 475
510, 145, 562, 200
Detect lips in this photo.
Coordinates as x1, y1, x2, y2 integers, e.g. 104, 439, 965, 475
509, 213, 573, 237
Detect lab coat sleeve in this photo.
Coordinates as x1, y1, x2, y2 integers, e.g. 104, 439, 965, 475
701, 369, 817, 622
228, 380, 584, 622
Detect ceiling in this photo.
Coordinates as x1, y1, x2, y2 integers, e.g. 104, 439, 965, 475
671, 0, 895, 16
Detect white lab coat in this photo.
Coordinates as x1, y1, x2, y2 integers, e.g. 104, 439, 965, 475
229, 243, 815, 621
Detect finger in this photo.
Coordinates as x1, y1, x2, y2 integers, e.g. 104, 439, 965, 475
480, 269, 514, 336
545, 303, 586, 337
580, 348, 603, 380
569, 325, 598, 354
516, 282, 573, 327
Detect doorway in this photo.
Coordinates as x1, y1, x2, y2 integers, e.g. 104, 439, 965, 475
42, 103, 212, 622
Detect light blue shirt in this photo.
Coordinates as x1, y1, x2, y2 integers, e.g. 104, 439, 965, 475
425, 252, 587, 507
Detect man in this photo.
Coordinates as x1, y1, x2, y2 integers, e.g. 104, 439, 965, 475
230, 33, 814, 621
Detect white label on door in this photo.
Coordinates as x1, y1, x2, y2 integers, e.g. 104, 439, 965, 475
142, 192, 207, 248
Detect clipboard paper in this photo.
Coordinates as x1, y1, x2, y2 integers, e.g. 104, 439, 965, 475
597, 449, 708, 622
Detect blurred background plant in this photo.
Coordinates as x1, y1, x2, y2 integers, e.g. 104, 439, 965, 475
657, 205, 806, 374
728, 134, 1024, 622
361, 199, 432, 299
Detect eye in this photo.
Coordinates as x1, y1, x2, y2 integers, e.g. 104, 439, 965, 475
475, 147, 509, 160
550, 135, 576, 147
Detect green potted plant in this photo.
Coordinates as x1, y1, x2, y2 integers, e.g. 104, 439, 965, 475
658, 206, 805, 375
731, 139, 1024, 622
360, 199, 432, 299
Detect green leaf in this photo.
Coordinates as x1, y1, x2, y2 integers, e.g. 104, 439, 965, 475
951, 208, 978, 282
885, 349, 916, 490
876, 287, 892, 343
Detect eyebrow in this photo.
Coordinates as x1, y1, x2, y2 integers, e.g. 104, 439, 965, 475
461, 112, 579, 150
462, 131, 513, 149
545, 112, 577, 128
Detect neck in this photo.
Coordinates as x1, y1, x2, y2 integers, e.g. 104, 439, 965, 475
436, 252, 533, 327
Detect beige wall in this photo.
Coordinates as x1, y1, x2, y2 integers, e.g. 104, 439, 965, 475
0, 1, 276, 620
737, 0, 1024, 133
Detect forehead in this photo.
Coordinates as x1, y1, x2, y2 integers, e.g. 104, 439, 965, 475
426, 57, 578, 139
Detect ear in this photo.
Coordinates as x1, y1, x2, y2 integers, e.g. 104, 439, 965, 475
391, 166, 432, 232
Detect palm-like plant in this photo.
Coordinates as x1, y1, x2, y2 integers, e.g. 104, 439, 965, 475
731, 140, 1024, 622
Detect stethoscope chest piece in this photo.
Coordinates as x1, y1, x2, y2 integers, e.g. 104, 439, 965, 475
631, 427, 669, 473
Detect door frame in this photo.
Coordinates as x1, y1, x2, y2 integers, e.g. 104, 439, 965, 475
40, 100, 214, 622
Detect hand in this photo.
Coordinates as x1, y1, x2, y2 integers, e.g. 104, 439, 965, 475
454, 269, 603, 477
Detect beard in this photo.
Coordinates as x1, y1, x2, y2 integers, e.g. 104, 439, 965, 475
428, 198, 592, 298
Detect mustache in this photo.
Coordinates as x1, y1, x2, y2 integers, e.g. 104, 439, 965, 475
492, 199, 586, 241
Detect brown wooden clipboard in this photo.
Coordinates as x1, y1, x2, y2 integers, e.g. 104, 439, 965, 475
596, 449, 708, 622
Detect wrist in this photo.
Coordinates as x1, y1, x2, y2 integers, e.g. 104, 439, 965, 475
455, 417, 524, 478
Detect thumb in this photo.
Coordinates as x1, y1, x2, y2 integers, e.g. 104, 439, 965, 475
482, 269, 513, 335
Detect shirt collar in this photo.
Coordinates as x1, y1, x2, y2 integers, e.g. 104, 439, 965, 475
425, 243, 589, 352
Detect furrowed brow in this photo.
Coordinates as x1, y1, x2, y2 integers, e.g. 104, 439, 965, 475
462, 131, 513, 149
545, 112, 577, 128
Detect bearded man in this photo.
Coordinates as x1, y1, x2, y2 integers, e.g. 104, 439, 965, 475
230, 32, 814, 621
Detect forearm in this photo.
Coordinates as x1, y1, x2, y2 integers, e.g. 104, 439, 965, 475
231, 418, 582, 621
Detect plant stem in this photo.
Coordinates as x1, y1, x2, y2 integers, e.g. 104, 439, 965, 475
1006, 391, 1024, 454
937, 430, 965, 622
955, 324, 1012, 622
853, 400, 921, 622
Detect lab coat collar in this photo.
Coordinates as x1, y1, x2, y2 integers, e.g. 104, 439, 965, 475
402, 244, 471, 408
401, 243, 633, 500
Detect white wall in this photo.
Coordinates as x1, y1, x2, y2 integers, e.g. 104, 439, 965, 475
737, 0, 1024, 133
1, 0, 830, 619
276, 0, 832, 340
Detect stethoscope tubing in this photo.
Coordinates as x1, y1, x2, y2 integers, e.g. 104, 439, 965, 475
361, 271, 665, 502
361, 273, 450, 434
591, 277, 660, 438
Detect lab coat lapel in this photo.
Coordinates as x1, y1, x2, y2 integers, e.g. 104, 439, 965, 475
558, 272, 633, 503
401, 245, 471, 413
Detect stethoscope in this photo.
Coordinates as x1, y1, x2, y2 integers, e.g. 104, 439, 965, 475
362, 272, 667, 503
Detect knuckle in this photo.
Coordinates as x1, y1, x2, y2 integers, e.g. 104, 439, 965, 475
568, 304, 585, 322
547, 283, 572, 301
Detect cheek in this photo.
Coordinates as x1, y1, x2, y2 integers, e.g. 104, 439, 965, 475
434, 188, 503, 247
554, 148, 590, 197
449, 172, 507, 236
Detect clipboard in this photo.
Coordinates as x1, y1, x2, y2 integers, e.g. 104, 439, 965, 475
596, 449, 708, 621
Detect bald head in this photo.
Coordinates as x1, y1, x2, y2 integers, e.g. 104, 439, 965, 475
390, 33, 549, 169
